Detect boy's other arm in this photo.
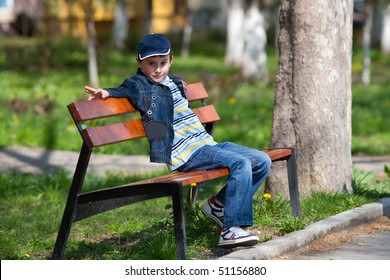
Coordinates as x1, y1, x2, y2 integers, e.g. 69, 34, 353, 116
182, 81, 188, 92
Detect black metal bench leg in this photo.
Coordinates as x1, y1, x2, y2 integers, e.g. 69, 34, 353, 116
287, 148, 301, 218
52, 143, 92, 259
171, 183, 187, 260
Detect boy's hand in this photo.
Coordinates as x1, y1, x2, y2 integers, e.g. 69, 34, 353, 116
182, 81, 188, 92
84, 86, 110, 100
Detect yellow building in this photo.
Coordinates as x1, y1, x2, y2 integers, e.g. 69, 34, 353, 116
54, 0, 187, 38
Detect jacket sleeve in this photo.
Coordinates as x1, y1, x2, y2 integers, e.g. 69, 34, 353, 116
104, 77, 140, 108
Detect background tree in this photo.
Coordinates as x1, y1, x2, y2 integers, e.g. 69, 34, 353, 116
181, 0, 194, 58
144, 0, 153, 34
225, 0, 268, 79
361, 0, 373, 85
380, 3, 390, 54
242, 0, 267, 79
86, 0, 99, 88
112, 0, 129, 52
44, 0, 100, 88
225, 0, 245, 67
267, 0, 354, 197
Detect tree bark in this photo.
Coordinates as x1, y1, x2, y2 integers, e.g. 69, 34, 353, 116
362, 0, 373, 85
181, 0, 195, 58
225, 0, 245, 67
112, 0, 129, 52
381, 5, 390, 54
267, 0, 354, 198
86, 0, 99, 88
242, 0, 267, 79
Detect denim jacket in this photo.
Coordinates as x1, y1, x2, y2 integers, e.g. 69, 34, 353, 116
105, 68, 186, 164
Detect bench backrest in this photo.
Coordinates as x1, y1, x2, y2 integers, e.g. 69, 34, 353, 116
67, 82, 220, 149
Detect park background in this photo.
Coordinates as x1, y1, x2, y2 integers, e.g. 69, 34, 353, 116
0, 0, 389, 260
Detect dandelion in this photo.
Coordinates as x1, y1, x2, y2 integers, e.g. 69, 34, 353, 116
263, 193, 271, 200
228, 97, 236, 104
67, 122, 77, 132
11, 114, 20, 125
190, 183, 197, 187
25, 253, 30, 258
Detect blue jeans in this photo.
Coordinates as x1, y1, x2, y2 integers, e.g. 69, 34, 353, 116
177, 142, 271, 228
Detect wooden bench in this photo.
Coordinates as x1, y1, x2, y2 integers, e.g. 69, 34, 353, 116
52, 82, 300, 260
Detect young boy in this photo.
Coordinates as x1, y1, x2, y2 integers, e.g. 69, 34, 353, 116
84, 33, 271, 249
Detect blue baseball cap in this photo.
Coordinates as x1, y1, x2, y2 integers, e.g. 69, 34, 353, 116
138, 34, 171, 60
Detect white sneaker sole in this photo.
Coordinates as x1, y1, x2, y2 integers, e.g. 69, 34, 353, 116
218, 235, 259, 249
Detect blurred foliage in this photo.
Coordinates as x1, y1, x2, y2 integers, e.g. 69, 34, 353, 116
0, 35, 389, 154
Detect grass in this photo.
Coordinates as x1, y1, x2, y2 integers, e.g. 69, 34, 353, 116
0, 168, 389, 260
0, 37, 390, 259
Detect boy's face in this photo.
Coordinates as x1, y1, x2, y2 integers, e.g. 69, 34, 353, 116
137, 54, 173, 83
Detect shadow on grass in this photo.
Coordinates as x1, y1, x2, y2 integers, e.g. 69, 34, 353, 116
63, 205, 224, 260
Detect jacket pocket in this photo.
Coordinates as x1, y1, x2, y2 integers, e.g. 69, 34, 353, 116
142, 120, 167, 140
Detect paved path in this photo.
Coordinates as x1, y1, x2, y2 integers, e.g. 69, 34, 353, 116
352, 155, 390, 180
1, 146, 389, 177
219, 198, 390, 260
0, 146, 166, 176
301, 231, 390, 260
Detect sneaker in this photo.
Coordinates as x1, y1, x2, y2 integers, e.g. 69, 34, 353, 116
218, 227, 259, 249
201, 197, 224, 227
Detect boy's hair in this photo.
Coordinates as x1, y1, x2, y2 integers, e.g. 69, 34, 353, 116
138, 34, 171, 60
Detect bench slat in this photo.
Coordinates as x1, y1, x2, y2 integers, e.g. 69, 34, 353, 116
263, 148, 292, 160
82, 119, 145, 147
68, 98, 135, 122
126, 148, 293, 187
80, 105, 220, 148
68, 82, 208, 122
191, 105, 220, 124
185, 82, 209, 101
132, 168, 230, 186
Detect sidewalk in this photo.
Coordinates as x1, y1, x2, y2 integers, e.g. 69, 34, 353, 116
1, 146, 389, 177
0, 146, 166, 176
1, 145, 390, 260
219, 198, 390, 260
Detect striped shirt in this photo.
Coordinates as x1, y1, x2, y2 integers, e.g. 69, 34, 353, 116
160, 77, 217, 171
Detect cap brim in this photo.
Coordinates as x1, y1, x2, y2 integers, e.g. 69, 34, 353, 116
138, 49, 171, 60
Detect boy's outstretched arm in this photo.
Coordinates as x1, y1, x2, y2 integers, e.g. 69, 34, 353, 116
84, 86, 110, 100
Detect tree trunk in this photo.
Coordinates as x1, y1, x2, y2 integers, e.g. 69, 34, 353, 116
242, 0, 267, 79
381, 5, 390, 54
181, 0, 194, 58
267, 0, 354, 198
86, 0, 99, 88
225, 0, 245, 67
144, 0, 153, 34
112, 0, 129, 52
362, 1, 373, 85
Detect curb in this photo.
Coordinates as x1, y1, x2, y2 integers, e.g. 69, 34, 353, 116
219, 197, 390, 260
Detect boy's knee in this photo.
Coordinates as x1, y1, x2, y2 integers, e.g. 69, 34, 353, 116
232, 157, 252, 172
257, 152, 272, 172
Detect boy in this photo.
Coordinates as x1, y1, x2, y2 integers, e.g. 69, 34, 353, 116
85, 33, 271, 249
